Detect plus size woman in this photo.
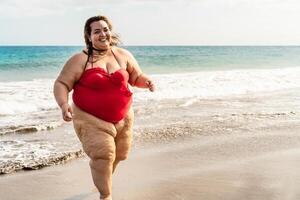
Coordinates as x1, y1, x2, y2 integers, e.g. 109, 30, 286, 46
53, 15, 155, 200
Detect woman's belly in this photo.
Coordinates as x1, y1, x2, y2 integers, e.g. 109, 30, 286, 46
72, 84, 132, 123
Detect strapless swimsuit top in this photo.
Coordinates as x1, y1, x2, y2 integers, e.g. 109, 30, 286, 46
72, 67, 132, 123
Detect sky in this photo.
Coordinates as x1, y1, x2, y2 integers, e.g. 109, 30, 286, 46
1, 0, 300, 45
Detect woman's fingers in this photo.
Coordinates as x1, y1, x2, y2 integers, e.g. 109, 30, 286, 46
66, 111, 73, 119
61, 103, 73, 121
68, 105, 74, 116
63, 112, 72, 121
63, 111, 72, 121
146, 80, 155, 92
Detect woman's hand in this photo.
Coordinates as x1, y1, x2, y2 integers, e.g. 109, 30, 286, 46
146, 80, 155, 92
61, 103, 73, 122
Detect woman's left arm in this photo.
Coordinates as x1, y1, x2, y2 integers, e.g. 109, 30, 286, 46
122, 49, 155, 92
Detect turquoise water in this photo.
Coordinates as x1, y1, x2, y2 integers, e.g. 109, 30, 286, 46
0, 46, 79, 81
131, 46, 300, 72
1, 46, 300, 81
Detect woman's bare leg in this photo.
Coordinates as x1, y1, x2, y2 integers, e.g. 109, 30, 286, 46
72, 105, 117, 199
113, 108, 134, 173
88, 131, 116, 199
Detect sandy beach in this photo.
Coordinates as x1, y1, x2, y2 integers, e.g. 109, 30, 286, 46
1, 126, 300, 200
1, 89, 300, 200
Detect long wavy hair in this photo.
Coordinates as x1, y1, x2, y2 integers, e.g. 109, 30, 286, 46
84, 15, 121, 57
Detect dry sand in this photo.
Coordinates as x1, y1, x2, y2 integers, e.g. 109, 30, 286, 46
1, 124, 300, 200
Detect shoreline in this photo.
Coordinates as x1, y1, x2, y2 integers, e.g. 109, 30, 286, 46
1, 123, 300, 200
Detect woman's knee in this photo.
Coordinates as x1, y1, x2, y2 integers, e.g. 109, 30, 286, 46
84, 135, 116, 162
116, 153, 129, 161
89, 156, 115, 170
89, 148, 116, 163
115, 142, 130, 161
115, 140, 131, 161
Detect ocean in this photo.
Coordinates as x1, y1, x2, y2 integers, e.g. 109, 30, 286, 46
1, 46, 300, 174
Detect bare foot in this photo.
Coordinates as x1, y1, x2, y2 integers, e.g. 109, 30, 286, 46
100, 197, 112, 200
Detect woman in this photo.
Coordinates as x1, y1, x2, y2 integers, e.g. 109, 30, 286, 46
53, 15, 155, 200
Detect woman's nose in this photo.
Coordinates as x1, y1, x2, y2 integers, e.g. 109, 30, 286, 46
99, 31, 106, 36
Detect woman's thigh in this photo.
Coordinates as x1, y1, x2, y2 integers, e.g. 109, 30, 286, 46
72, 104, 117, 160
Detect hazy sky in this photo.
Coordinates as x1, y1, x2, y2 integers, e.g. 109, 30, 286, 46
1, 0, 300, 45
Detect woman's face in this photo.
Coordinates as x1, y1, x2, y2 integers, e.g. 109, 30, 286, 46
89, 20, 112, 50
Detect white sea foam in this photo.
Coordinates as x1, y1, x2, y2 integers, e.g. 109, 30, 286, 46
0, 79, 57, 116
134, 67, 300, 102
0, 138, 83, 174
1, 67, 300, 116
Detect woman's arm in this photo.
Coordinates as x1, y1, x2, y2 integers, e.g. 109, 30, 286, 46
121, 49, 155, 92
53, 53, 86, 121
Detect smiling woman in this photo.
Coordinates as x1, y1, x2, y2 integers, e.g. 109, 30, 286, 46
53, 15, 155, 200
83, 16, 121, 54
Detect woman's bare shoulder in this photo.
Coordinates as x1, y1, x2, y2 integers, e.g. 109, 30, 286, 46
56, 51, 88, 88
113, 46, 134, 58
62, 51, 88, 72
68, 52, 88, 66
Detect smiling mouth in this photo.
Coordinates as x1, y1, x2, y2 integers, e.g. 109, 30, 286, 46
99, 38, 107, 42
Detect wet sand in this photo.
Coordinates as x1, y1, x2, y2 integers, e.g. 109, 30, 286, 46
1, 123, 300, 200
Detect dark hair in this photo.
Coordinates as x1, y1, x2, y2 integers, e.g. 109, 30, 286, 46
84, 15, 121, 56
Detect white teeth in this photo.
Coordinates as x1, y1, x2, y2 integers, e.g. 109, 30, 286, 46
100, 39, 106, 42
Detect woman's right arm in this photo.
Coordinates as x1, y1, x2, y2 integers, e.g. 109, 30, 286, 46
53, 53, 86, 121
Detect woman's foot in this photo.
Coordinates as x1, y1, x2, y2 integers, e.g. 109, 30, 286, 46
100, 196, 112, 200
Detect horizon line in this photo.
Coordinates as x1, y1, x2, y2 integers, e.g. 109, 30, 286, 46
1, 44, 300, 47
